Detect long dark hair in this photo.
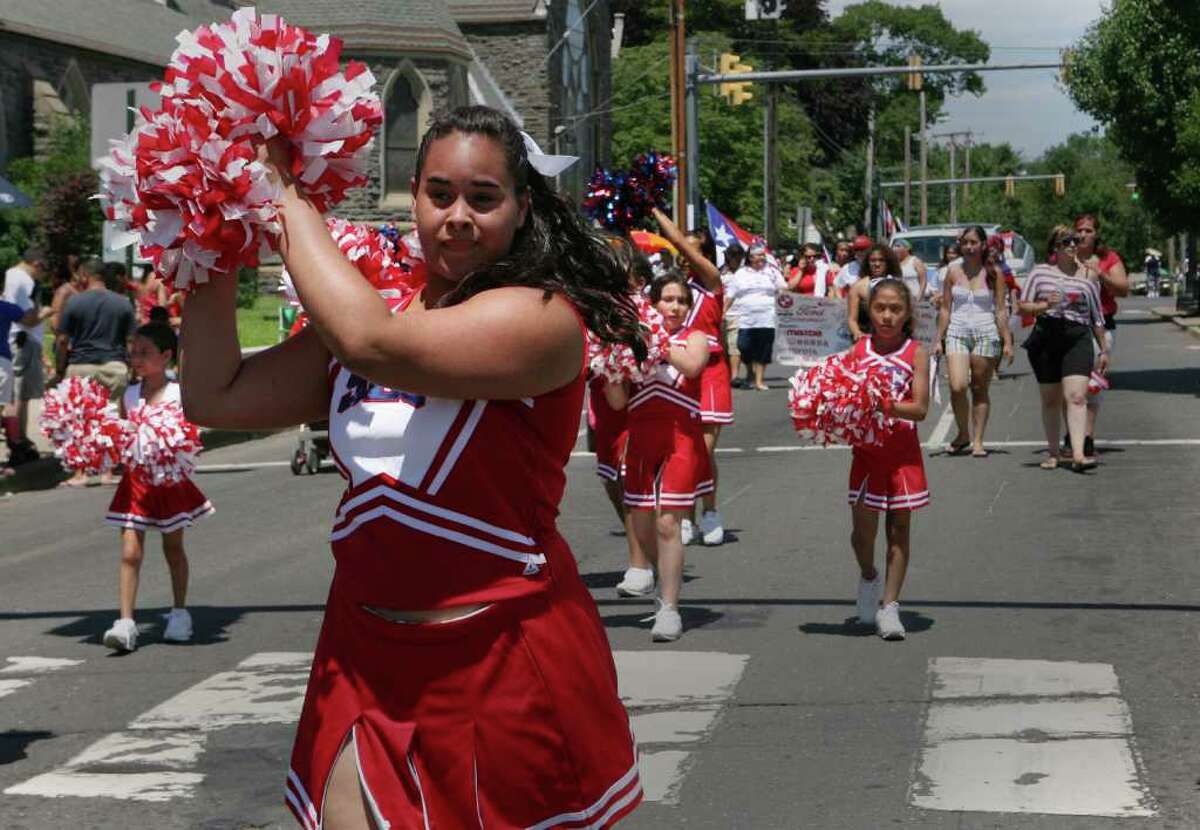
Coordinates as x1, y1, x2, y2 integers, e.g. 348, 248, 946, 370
867, 277, 915, 337
864, 243, 902, 279
413, 106, 645, 360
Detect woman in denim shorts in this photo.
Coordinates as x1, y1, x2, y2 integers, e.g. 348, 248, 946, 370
933, 226, 1013, 457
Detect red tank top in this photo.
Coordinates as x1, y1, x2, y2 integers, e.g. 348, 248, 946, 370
1098, 250, 1122, 318
627, 332, 702, 422
850, 336, 920, 452
325, 289, 585, 609
685, 279, 724, 356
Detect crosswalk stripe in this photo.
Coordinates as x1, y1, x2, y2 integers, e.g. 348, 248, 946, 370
0, 656, 83, 700
911, 657, 1157, 818
5, 649, 749, 808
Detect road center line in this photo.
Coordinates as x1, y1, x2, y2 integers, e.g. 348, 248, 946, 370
925, 402, 956, 449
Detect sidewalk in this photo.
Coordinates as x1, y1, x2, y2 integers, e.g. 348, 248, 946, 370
1150, 306, 1200, 338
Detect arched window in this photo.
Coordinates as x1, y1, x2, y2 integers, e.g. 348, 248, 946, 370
384, 74, 419, 198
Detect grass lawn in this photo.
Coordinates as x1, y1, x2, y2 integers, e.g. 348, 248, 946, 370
236, 293, 287, 348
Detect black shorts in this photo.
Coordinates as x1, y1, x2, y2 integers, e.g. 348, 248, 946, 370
1024, 318, 1093, 384
737, 327, 776, 364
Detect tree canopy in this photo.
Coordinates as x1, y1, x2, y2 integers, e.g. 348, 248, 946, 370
1065, 0, 1200, 234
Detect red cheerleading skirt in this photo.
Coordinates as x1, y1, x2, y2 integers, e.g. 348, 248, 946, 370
698, 355, 734, 425
848, 431, 929, 513
105, 474, 214, 534
593, 407, 629, 482
623, 416, 713, 511
286, 556, 642, 830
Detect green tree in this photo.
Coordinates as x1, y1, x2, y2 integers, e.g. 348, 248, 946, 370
2, 112, 103, 274
1064, 0, 1200, 300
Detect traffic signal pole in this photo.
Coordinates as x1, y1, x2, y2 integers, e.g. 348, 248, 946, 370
685, 42, 701, 230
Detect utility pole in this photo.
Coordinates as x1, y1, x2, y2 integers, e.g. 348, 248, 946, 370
947, 140, 957, 224
685, 41, 700, 229
963, 133, 973, 205
668, 0, 688, 225
903, 126, 912, 228
764, 85, 779, 245
863, 107, 875, 234
919, 89, 928, 225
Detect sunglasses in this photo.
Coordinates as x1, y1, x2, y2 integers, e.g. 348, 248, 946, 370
1056, 236, 1079, 248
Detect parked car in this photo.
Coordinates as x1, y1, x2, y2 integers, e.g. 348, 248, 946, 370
889, 224, 1036, 278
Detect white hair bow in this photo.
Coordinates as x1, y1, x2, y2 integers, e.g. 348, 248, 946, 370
520, 131, 578, 177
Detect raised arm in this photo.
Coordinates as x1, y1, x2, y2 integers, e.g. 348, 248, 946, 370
650, 207, 721, 292
271, 160, 582, 401
180, 273, 331, 430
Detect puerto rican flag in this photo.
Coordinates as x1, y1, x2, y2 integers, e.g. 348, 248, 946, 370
706, 201, 764, 266
880, 199, 906, 238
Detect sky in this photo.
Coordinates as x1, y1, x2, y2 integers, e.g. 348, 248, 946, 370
822, 0, 1105, 159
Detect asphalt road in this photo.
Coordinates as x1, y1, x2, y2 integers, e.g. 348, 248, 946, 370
2, 297, 1198, 829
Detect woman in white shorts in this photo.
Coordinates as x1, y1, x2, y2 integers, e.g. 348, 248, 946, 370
934, 225, 1013, 457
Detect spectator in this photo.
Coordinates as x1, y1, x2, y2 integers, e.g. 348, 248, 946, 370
892, 237, 928, 300
49, 255, 83, 334
1144, 252, 1161, 297
932, 243, 961, 307
0, 294, 41, 475
834, 234, 873, 298
787, 243, 836, 297
2, 245, 50, 467
720, 243, 746, 385
724, 243, 786, 391
826, 239, 853, 289
55, 258, 136, 485
132, 263, 168, 325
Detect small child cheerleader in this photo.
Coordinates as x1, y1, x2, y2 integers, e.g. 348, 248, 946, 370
102, 324, 213, 652
848, 278, 930, 640
605, 272, 711, 641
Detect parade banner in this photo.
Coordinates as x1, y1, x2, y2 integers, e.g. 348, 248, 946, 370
772, 293, 939, 366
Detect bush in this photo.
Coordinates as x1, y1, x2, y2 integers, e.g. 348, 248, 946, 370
237, 267, 259, 309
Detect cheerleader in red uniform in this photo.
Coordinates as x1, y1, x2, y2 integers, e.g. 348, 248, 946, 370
847, 279, 930, 641
651, 208, 732, 546
183, 106, 645, 830
605, 271, 711, 642
102, 323, 213, 652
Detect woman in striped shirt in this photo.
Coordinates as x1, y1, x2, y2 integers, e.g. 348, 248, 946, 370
1018, 225, 1110, 472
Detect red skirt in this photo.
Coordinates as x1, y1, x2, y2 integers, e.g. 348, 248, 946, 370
699, 356, 734, 425
848, 431, 929, 513
105, 474, 214, 533
623, 417, 713, 511
286, 549, 642, 830
593, 409, 629, 482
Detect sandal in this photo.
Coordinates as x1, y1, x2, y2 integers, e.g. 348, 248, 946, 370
972, 448, 989, 458
56, 477, 90, 488
1039, 457, 1058, 470
946, 439, 971, 455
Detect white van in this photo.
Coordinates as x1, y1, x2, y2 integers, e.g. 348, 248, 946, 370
889, 224, 1036, 279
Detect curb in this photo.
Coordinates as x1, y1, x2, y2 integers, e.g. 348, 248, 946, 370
1149, 307, 1200, 339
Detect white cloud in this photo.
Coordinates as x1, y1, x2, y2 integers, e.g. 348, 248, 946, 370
820, 0, 1105, 156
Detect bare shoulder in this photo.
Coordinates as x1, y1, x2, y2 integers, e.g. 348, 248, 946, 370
459, 286, 583, 343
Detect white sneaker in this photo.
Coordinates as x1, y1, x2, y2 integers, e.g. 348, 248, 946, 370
616, 567, 656, 598
651, 600, 683, 642
162, 608, 193, 643
856, 574, 882, 624
102, 618, 138, 652
680, 518, 696, 545
699, 510, 725, 546
876, 602, 906, 640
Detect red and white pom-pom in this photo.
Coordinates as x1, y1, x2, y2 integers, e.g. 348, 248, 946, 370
327, 218, 404, 292
39, 377, 127, 475
1087, 370, 1109, 396
587, 293, 673, 384
125, 402, 203, 485
98, 6, 383, 291
787, 352, 897, 447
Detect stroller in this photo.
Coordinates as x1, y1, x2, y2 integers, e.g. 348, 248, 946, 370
289, 421, 330, 475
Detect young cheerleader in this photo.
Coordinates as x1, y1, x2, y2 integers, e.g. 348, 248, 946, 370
102, 323, 213, 652
605, 271, 711, 641
183, 106, 644, 829
848, 279, 930, 640
651, 208, 731, 546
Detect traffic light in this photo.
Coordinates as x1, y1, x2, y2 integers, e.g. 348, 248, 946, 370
718, 53, 754, 106
1054, 174, 1066, 197
906, 54, 923, 91
1127, 182, 1140, 203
